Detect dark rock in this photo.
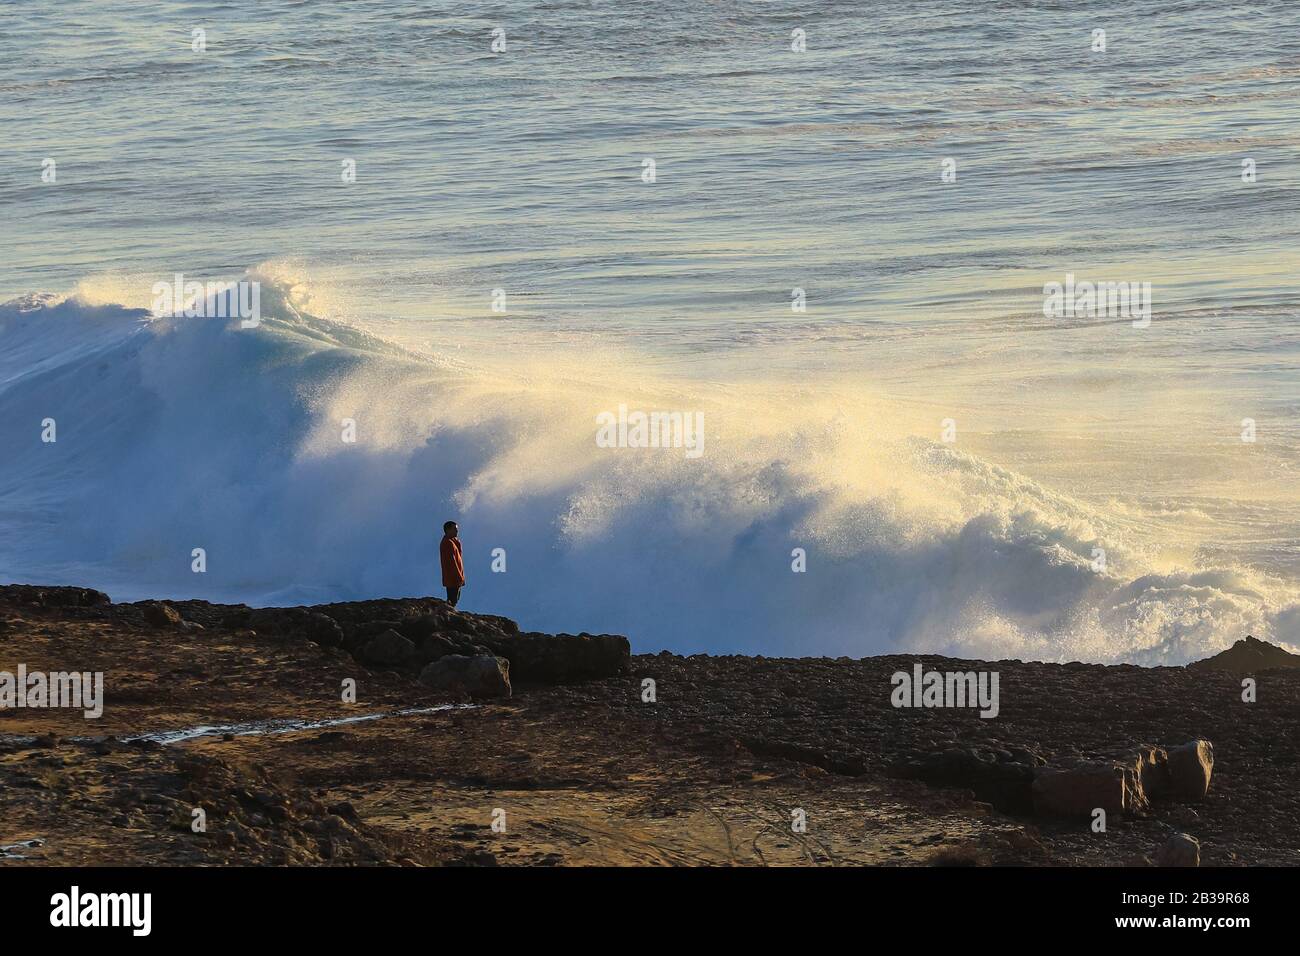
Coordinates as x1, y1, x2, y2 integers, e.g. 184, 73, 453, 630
242, 607, 342, 647
475, 613, 519, 636
142, 602, 184, 628
908, 747, 1036, 813
340, 619, 404, 654
356, 630, 416, 666
1007, 746, 1047, 768
1155, 832, 1200, 867
242, 596, 624, 684
1167, 740, 1214, 800
414, 634, 458, 665
303, 612, 344, 648
1032, 762, 1145, 818
351, 619, 405, 641
1, 585, 111, 608
66, 588, 111, 607
1189, 635, 1300, 672
1127, 745, 1170, 801
248, 607, 298, 634
476, 631, 630, 684
444, 615, 477, 636
327, 801, 362, 823
418, 654, 511, 698
397, 614, 444, 641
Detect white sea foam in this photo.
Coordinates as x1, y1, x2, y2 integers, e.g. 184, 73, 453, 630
1, 274, 1295, 664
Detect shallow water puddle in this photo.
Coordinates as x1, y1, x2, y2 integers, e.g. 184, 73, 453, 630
0, 704, 476, 749
0, 838, 45, 860
123, 704, 477, 745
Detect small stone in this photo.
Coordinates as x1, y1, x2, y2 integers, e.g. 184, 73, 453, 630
1155, 832, 1200, 867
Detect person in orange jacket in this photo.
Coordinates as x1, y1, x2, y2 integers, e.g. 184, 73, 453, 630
440, 520, 466, 607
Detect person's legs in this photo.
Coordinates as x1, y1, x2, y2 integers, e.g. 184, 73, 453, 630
446, 586, 460, 608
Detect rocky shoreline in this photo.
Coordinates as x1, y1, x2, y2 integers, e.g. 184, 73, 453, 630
1, 584, 1297, 866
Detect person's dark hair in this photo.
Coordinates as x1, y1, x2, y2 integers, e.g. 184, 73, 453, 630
443, 520, 457, 533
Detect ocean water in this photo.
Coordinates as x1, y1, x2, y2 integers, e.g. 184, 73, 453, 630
2, 0, 1298, 663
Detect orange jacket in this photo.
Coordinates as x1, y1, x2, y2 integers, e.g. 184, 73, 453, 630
440, 535, 465, 588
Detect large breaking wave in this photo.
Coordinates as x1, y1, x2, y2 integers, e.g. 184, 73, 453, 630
1, 273, 1295, 664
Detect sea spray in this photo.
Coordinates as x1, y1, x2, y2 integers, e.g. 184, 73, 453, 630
0, 282, 1294, 666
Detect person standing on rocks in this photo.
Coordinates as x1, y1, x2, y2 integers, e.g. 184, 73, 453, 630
440, 520, 466, 608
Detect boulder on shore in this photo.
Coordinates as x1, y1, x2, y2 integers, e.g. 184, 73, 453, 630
1167, 739, 1214, 800
1029, 739, 1215, 818
1032, 762, 1145, 817
419, 655, 511, 698
1155, 833, 1200, 867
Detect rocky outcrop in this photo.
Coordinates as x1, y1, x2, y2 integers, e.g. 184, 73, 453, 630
415, 634, 459, 664
476, 631, 631, 684
245, 608, 343, 647
419, 655, 512, 698
140, 601, 205, 632
357, 630, 416, 666
905, 738, 1215, 820
142, 602, 184, 628
1, 584, 111, 608
0, 586, 626, 692
906, 746, 1042, 814
305, 600, 629, 684
1189, 635, 1300, 672
1029, 741, 1214, 818
95, 593, 629, 689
